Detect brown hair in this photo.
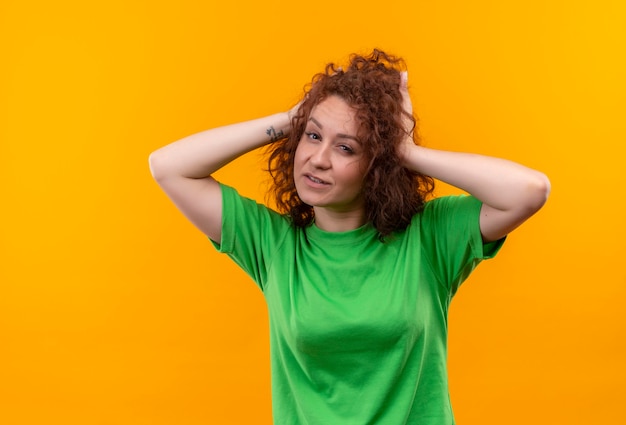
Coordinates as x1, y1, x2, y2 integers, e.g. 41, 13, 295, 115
266, 49, 435, 239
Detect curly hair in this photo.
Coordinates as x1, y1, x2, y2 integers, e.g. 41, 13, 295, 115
266, 49, 435, 240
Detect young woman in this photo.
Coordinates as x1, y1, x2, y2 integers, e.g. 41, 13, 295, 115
149, 50, 550, 424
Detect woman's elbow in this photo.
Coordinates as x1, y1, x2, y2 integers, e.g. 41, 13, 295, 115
525, 171, 551, 213
148, 149, 170, 183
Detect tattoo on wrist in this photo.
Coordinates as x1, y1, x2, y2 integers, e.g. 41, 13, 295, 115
266, 126, 284, 142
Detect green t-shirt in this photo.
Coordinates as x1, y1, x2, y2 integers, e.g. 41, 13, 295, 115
212, 184, 504, 425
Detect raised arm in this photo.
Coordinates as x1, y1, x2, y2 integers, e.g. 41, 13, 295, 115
401, 146, 550, 242
398, 73, 550, 242
148, 112, 291, 243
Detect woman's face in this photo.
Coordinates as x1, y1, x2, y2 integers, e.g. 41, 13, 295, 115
294, 95, 367, 216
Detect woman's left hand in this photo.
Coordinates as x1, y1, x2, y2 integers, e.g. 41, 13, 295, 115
397, 71, 416, 165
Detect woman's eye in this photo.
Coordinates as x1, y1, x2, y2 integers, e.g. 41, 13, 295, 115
339, 145, 354, 153
305, 131, 320, 140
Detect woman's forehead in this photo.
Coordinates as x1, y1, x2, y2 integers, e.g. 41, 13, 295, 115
308, 96, 360, 135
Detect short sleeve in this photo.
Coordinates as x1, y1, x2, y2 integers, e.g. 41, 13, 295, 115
419, 195, 505, 296
210, 184, 291, 291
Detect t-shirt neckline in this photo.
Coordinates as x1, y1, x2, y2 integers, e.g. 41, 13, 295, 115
304, 221, 377, 245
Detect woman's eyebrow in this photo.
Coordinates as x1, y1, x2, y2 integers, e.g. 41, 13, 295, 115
309, 116, 324, 129
309, 116, 360, 143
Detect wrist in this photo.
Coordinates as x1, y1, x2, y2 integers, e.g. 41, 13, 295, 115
264, 112, 291, 143
277, 111, 293, 135
400, 143, 427, 171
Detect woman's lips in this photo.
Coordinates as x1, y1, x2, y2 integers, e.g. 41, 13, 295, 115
305, 174, 329, 185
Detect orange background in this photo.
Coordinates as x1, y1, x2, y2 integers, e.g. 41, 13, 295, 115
1, 0, 625, 423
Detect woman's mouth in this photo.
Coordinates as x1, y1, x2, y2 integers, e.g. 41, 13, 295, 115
306, 174, 329, 185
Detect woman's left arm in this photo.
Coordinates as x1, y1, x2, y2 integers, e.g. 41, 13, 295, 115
400, 145, 551, 242
398, 72, 551, 242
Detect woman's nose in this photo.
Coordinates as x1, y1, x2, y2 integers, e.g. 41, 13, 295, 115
310, 144, 331, 169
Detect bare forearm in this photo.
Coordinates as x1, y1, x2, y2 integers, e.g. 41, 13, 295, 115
149, 112, 291, 180
403, 145, 550, 212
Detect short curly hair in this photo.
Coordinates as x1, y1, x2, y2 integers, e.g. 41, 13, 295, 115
266, 49, 435, 240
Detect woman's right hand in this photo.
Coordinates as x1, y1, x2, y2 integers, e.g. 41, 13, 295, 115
287, 101, 302, 125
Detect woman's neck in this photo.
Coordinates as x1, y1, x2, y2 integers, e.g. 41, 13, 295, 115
312, 207, 367, 232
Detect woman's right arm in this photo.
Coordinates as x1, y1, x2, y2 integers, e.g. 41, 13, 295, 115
148, 112, 292, 243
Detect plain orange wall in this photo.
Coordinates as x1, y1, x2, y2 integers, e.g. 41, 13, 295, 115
1, 1, 625, 424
